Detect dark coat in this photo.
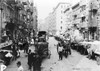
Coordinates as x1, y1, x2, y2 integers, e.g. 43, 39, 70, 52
28, 53, 33, 64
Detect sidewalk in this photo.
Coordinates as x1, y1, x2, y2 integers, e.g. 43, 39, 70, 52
5, 50, 30, 71
73, 56, 100, 71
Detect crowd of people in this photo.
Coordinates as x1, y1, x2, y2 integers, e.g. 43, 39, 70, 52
0, 37, 31, 71
16, 37, 43, 71
56, 39, 71, 60
1, 33, 72, 71
27, 49, 42, 71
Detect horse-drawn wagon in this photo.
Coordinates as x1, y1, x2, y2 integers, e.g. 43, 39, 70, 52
34, 31, 51, 59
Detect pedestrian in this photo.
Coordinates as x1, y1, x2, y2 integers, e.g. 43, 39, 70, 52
32, 52, 37, 71
17, 49, 20, 58
5, 52, 13, 65
67, 40, 71, 55
24, 41, 29, 54
12, 47, 17, 60
16, 61, 24, 71
26, 41, 29, 53
63, 40, 68, 58
57, 42, 63, 60
23, 41, 26, 53
33, 54, 41, 71
0, 60, 7, 71
28, 50, 33, 70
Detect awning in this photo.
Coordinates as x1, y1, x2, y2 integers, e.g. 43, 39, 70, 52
88, 27, 97, 33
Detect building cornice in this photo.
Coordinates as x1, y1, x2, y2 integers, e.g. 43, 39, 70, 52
53, 2, 71, 13
72, 2, 80, 10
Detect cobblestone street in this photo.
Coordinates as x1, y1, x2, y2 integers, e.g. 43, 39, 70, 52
5, 37, 100, 71
4, 37, 100, 71
41, 37, 100, 71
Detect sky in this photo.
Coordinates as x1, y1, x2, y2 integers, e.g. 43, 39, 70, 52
30, 0, 80, 20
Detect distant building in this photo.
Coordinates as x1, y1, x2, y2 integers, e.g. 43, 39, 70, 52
33, 6, 38, 33
45, 3, 71, 36
0, 0, 38, 42
64, 0, 100, 40
64, 5, 73, 32
54, 3, 71, 35
0, 0, 21, 42
45, 12, 56, 35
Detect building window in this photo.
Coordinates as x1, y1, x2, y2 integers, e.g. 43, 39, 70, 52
81, 5, 86, 12
97, 17, 98, 19
61, 26, 62, 29
61, 21, 63, 23
82, 16, 86, 22
3, 13, 5, 18
61, 5, 63, 8
61, 11, 63, 13
74, 15, 77, 20
64, 5, 66, 8
87, 20, 88, 21
61, 17, 62, 19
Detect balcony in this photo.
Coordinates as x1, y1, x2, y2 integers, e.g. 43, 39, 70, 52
16, 2, 24, 10
6, 0, 16, 5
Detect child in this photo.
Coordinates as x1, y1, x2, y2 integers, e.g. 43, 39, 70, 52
16, 61, 24, 71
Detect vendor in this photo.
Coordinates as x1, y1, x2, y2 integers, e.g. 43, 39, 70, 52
5, 52, 13, 66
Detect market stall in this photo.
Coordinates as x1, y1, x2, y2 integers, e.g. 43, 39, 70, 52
0, 50, 13, 66
0, 40, 14, 65
79, 41, 100, 55
0, 40, 12, 49
79, 41, 100, 64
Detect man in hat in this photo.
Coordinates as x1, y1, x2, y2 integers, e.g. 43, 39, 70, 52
5, 51, 13, 65
27, 50, 33, 70
0, 60, 7, 71
57, 42, 63, 60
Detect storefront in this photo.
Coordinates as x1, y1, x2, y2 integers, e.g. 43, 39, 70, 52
88, 27, 97, 41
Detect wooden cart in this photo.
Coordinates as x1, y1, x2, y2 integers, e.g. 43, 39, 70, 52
34, 31, 51, 59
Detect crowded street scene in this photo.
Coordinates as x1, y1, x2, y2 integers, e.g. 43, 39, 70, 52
1, 0, 100, 71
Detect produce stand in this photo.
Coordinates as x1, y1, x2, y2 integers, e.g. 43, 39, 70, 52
0, 40, 12, 49
79, 41, 100, 64
0, 40, 14, 65
0, 50, 13, 66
